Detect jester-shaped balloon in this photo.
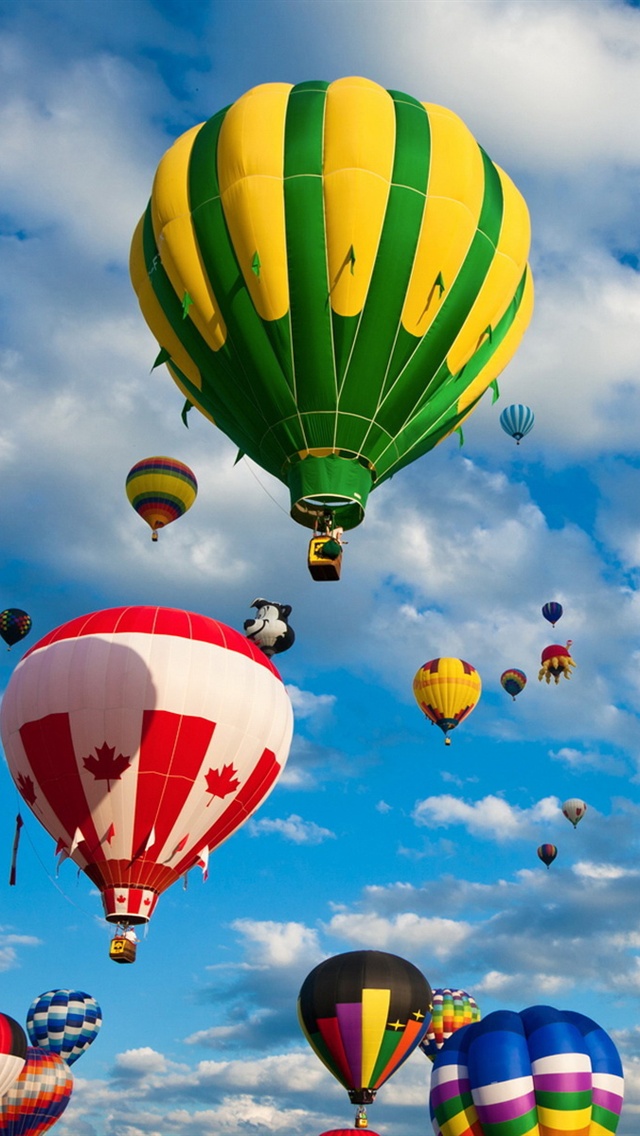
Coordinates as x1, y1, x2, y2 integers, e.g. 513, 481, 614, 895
538, 641, 576, 684
27, 991, 102, 1067
131, 76, 533, 535
0, 1048, 72, 1136
430, 1005, 624, 1136
420, 989, 480, 1061
298, 950, 432, 1105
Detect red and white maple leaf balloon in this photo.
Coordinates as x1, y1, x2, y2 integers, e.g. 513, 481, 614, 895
0, 607, 293, 926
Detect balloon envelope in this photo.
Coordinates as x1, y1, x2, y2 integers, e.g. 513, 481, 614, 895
0, 607, 293, 926
298, 950, 432, 1103
430, 1005, 624, 1136
0, 1014, 27, 1098
537, 843, 557, 868
131, 76, 533, 533
420, 989, 480, 1061
563, 798, 587, 828
499, 403, 534, 442
0, 610, 32, 650
125, 456, 197, 538
500, 668, 526, 700
26, 991, 102, 1067
0, 1048, 72, 1136
413, 658, 481, 741
542, 601, 563, 627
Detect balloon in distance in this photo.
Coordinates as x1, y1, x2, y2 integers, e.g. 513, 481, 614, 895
542, 601, 563, 627
131, 76, 534, 535
298, 949, 433, 1105
538, 641, 576, 684
125, 456, 197, 541
430, 1005, 624, 1136
537, 843, 557, 869
26, 991, 102, 1067
420, 989, 480, 1061
0, 606, 293, 931
563, 798, 587, 829
500, 668, 526, 701
413, 657, 481, 744
0, 610, 32, 650
499, 403, 534, 443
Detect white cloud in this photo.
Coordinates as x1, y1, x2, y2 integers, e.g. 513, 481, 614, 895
412, 794, 561, 841
248, 814, 336, 844
285, 685, 336, 720
230, 920, 322, 968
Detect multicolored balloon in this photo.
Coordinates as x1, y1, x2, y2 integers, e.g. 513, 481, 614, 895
500, 668, 526, 701
298, 950, 432, 1105
563, 798, 587, 829
499, 403, 534, 443
538, 641, 576, 684
537, 843, 557, 869
0, 610, 32, 651
26, 991, 102, 1067
131, 76, 533, 537
430, 1005, 624, 1136
125, 456, 197, 541
0, 1014, 27, 1098
420, 989, 480, 1061
0, 1048, 73, 1136
0, 607, 293, 932
413, 658, 481, 744
542, 601, 563, 627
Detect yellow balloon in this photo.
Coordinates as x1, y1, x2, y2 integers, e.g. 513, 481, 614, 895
413, 657, 481, 744
125, 456, 197, 541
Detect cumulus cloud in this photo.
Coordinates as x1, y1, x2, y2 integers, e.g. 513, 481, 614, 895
248, 814, 336, 844
412, 794, 561, 841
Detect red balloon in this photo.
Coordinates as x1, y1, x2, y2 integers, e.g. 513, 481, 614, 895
0, 1013, 27, 1097
0, 607, 293, 928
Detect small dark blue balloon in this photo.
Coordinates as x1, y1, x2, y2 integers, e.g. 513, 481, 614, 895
542, 602, 563, 627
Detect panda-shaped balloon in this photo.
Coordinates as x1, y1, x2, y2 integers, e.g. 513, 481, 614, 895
243, 599, 295, 658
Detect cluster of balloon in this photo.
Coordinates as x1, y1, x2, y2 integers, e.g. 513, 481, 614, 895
499, 403, 534, 444
125, 456, 197, 541
0, 606, 293, 962
297, 950, 432, 1128
413, 657, 481, 745
419, 989, 480, 1061
0, 609, 32, 651
130, 75, 534, 578
243, 598, 295, 657
500, 668, 526, 701
537, 842, 557, 869
430, 1005, 624, 1136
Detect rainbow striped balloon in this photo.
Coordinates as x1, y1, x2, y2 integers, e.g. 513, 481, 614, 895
125, 456, 197, 540
420, 989, 480, 1061
430, 1005, 624, 1136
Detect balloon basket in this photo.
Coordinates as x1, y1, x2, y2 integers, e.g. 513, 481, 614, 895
308, 537, 342, 581
109, 936, 137, 964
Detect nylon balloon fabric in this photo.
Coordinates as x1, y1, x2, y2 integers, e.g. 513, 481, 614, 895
0, 1014, 27, 1098
0, 1048, 73, 1136
131, 76, 533, 533
420, 989, 480, 1061
430, 1005, 624, 1136
298, 949, 432, 1104
26, 991, 102, 1067
125, 456, 197, 538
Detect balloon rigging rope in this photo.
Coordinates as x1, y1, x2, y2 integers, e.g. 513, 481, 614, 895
241, 457, 290, 517
17, 803, 99, 923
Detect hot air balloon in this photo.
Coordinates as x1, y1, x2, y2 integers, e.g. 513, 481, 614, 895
0, 1014, 27, 1097
125, 456, 197, 541
26, 992, 101, 1067
537, 843, 557, 869
0, 610, 32, 651
413, 658, 481, 744
298, 949, 432, 1119
243, 599, 295, 657
538, 640, 576, 684
420, 989, 480, 1061
563, 798, 587, 829
130, 76, 533, 571
499, 403, 534, 443
542, 601, 563, 627
0, 1048, 72, 1136
500, 668, 526, 701
430, 1005, 624, 1136
0, 607, 293, 956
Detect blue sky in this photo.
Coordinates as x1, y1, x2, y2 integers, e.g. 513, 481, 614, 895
2, 0, 640, 1133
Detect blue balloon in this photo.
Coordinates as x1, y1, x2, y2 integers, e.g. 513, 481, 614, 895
26, 990, 102, 1067
542, 601, 563, 627
499, 403, 534, 443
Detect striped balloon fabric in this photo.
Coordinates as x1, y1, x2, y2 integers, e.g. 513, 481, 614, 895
26, 991, 102, 1067
420, 989, 480, 1061
125, 456, 197, 538
499, 403, 535, 443
430, 1005, 624, 1136
0, 1014, 27, 1098
0, 1047, 72, 1136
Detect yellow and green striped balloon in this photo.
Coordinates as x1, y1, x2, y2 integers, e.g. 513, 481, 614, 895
130, 77, 533, 532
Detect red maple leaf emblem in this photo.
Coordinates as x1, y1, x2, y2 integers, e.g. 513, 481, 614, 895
205, 763, 240, 802
17, 772, 37, 807
83, 742, 131, 790
117, 895, 126, 903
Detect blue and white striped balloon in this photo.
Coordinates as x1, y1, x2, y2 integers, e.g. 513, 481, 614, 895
499, 403, 535, 443
26, 989, 102, 1067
